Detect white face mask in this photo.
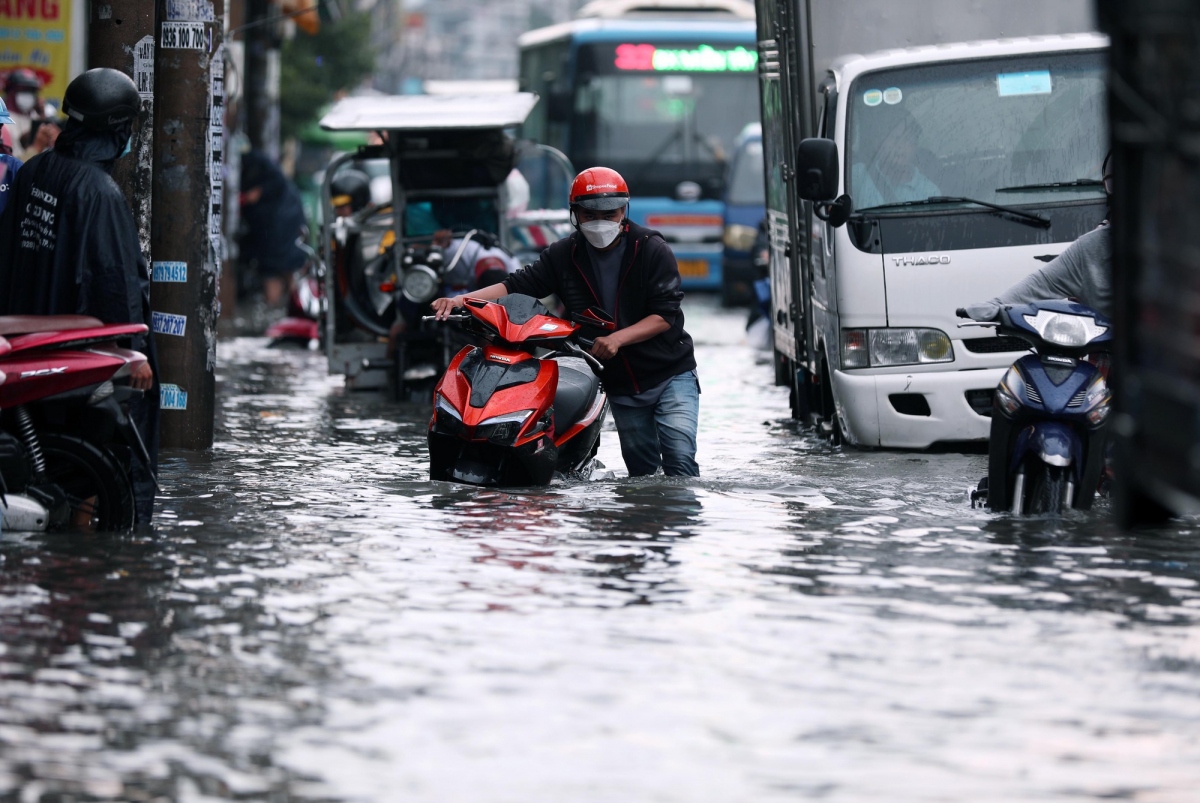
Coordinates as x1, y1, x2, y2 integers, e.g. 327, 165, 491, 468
14, 92, 34, 113
580, 219, 621, 249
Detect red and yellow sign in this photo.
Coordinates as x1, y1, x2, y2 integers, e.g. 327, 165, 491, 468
0, 0, 73, 106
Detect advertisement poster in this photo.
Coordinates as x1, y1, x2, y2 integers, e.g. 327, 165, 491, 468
0, 0, 73, 107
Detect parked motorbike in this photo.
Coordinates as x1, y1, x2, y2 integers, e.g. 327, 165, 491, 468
958, 300, 1112, 514
266, 240, 325, 348
425, 294, 613, 487
0, 316, 153, 532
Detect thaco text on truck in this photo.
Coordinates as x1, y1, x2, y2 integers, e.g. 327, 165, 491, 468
755, 0, 1106, 448
317, 93, 574, 395
519, 0, 761, 293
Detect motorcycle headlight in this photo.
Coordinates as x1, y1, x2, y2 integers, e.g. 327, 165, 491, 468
1023, 310, 1108, 348
402, 264, 440, 304
476, 409, 534, 444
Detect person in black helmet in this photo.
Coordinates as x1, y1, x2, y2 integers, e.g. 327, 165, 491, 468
0, 67, 159, 524
330, 168, 372, 218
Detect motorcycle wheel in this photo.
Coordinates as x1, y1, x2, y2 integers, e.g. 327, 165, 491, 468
1025, 463, 1069, 515
40, 433, 136, 532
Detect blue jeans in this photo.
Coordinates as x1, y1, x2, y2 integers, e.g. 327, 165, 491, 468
608, 372, 700, 477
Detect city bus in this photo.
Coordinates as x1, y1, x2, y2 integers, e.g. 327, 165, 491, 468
517, 0, 760, 291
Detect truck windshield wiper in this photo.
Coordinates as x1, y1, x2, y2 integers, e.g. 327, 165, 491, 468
853, 196, 1051, 228
995, 179, 1105, 193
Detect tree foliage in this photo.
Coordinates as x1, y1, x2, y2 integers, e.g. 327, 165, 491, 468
280, 13, 376, 141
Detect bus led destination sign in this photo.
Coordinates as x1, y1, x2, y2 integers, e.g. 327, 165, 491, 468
614, 43, 757, 73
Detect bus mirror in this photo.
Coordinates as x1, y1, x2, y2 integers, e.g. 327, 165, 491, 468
796, 138, 839, 202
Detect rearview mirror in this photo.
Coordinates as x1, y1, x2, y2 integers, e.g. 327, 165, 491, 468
571, 307, 616, 332
795, 138, 840, 202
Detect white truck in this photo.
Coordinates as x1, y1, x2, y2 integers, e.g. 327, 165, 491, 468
756, 0, 1105, 447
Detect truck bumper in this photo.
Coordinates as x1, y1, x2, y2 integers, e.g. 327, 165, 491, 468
832, 368, 1006, 448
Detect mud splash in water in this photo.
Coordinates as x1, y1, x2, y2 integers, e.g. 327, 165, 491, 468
2, 299, 1199, 801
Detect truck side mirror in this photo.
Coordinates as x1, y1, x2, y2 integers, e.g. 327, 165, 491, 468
795, 138, 839, 202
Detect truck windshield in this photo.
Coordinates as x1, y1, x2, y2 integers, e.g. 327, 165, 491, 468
569, 41, 760, 198
846, 51, 1106, 212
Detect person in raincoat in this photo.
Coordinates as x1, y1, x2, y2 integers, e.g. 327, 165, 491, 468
0, 97, 22, 216
0, 68, 159, 524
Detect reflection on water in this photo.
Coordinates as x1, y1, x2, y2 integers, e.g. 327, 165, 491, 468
2, 298, 1199, 801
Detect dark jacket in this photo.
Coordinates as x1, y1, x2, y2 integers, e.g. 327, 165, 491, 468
504, 221, 696, 396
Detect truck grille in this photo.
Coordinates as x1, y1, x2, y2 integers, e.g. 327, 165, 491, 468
962, 336, 1030, 354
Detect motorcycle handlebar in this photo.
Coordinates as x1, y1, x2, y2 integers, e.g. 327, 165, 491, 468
421, 314, 468, 323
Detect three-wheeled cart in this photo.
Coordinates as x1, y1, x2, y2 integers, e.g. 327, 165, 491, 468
317, 93, 573, 395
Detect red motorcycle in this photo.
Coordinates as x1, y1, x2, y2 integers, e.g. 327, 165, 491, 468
426, 294, 613, 486
0, 315, 153, 532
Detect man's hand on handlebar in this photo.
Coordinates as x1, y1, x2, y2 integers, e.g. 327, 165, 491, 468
131, 362, 154, 391
431, 295, 467, 320
589, 334, 622, 361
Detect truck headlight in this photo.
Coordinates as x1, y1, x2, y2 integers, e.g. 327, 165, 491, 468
723, 224, 758, 251
844, 328, 955, 368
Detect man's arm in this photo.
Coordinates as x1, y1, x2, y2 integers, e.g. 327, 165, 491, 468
430, 281, 508, 319
590, 314, 669, 360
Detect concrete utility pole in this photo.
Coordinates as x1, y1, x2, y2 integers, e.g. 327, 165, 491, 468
150, 0, 225, 449
88, 0, 157, 258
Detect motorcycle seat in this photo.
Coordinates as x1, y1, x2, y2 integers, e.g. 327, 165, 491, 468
0, 315, 105, 337
553, 356, 600, 432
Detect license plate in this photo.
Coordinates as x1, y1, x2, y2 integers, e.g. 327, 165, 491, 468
677, 259, 709, 278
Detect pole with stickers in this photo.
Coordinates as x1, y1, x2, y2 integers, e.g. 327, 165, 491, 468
150, 0, 224, 449
88, 0, 157, 257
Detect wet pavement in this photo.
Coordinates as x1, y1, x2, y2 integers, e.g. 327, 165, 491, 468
2, 297, 1200, 801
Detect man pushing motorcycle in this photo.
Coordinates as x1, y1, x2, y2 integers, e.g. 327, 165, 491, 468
432, 167, 700, 477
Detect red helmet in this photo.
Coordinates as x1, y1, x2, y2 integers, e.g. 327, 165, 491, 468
569, 167, 629, 211
5, 68, 40, 93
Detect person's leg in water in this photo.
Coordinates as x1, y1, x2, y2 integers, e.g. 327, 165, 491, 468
608, 402, 662, 477
654, 372, 699, 477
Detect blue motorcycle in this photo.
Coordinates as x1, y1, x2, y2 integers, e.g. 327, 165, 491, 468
959, 301, 1113, 514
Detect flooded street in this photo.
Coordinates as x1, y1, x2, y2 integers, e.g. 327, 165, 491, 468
3, 297, 1200, 801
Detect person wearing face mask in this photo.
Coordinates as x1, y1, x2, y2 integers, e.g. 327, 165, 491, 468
0, 97, 23, 217
432, 167, 700, 477
0, 68, 159, 523
4, 68, 47, 159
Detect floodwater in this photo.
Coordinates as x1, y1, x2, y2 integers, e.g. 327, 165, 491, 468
2, 298, 1200, 802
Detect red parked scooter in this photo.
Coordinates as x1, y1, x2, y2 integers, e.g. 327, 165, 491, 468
0, 315, 153, 532
426, 294, 613, 486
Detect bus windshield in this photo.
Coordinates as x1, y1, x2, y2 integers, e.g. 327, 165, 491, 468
571, 42, 760, 199
847, 51, 1107, 212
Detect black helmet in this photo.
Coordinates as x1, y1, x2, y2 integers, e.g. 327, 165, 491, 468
330, 169, 371, 212
63, 68, 139, 131
5, 68, 40, 93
